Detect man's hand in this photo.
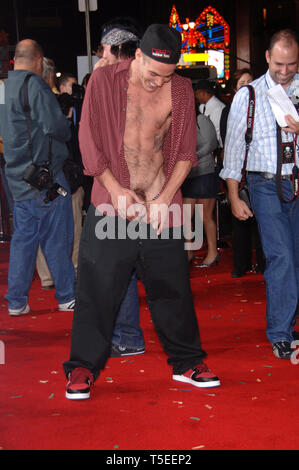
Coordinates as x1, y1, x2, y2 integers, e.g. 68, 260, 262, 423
110, 187, 145, 220
145, 160, 193, 235
282, 114, 299, 134
230, 196, 253, 221
146, 193, 171, 235
96, 169, 145, 220
226, 178, 253, 221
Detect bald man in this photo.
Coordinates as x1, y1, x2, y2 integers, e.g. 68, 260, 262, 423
0, 39, 75, 315
221, 29, 299, 359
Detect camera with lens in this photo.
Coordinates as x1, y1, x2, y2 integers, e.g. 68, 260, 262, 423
23, 162, 67, 203
72, 83, 85, 103
71, 83, 85, 125
57, 84, 85, 125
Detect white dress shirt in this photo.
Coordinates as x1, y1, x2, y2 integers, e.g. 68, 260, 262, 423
220, 70, 299, 182
199, 95, 226, 147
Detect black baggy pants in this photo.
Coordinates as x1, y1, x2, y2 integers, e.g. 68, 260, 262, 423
232, 215, 265, 273
63, 205, 207, 379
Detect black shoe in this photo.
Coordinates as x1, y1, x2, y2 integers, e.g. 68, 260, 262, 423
272, 341, 294, 359
251, 264, 265, 274
195, 252, 220, 268
110, 344, 145, 357
231, 264, 252, 278
231, 270, 246, 278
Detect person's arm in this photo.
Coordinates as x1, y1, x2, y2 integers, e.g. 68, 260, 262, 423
78, 72, 109, 178
32, 79, 71, 142
147, 160, 192, 234
157, 159, 192, 206
220, 86, 254, 220
96, 168, 144, 219
226, 177, 253, 220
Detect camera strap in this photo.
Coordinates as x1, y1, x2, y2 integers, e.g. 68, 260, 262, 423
240, 84, 255, 190
22, 74, 34, 160
21, 74, 52, 167
276, 122, 299, 203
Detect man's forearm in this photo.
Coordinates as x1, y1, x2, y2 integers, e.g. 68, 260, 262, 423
161, 160, 192, 204
96, 168, 121, 194
226, 178, 240, 202
226, 177, 253, 220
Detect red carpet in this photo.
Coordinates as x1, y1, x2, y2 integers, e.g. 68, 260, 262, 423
0, 242, 299, 451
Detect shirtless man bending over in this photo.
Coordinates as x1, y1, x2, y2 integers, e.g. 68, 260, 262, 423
63, 24, 220, 400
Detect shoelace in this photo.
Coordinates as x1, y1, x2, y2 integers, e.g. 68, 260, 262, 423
69, 367, 93, 385
193, 363, 210, 373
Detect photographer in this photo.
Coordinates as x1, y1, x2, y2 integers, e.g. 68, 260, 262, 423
59, 76, 90, 271
221, 29, 299, 359
58, 73, 91, 208
37, 87, 86, 285
0, 39, 75, 316
58, 73, 84, 129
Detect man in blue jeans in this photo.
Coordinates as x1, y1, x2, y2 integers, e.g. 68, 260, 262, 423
111, 271, 145, 357
0, 39, 75, 315
221, 29, 299, 359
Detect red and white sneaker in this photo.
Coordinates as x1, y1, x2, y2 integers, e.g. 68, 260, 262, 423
66, 367, 94, 400
173, 363, 220, 388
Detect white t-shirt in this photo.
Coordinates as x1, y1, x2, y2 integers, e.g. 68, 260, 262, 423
200, 95, 225, 147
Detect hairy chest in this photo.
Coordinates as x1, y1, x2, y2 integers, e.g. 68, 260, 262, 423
125, 86, 172, 134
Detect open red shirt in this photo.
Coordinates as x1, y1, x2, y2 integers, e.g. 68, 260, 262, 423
79, 59, 197, 222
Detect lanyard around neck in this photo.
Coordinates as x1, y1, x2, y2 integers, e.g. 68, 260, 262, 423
265, 75, 299, 202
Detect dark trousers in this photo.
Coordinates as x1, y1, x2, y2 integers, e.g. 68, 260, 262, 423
63, 205, 207, 379
232, 215, 265, 273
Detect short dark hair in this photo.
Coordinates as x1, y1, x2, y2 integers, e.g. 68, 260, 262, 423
194, 79, 216, 95
100, 16, 142, 60
58, 73, 77, 89
110, 40, 139, 60
268, 29, 299, 54
81, 73, 91, 88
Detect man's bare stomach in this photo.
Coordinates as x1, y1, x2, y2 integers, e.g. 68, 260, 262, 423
125, 149, 165, 201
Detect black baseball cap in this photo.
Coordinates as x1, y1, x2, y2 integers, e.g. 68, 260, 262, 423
194, 80, 216, 94
140, 24, 181, 64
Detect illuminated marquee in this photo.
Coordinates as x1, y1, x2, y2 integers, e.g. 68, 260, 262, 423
169, 5, 230, 80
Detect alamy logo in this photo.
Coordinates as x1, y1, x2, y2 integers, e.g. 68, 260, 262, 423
0, 81, 5, 105
291, 340, 299, 365
0, 341, 5, 365
94, 198, 203, 251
